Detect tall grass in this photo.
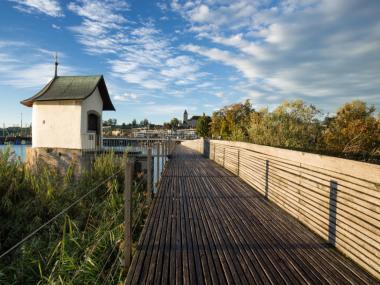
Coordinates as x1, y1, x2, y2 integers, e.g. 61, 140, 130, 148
0, 148, 147, 284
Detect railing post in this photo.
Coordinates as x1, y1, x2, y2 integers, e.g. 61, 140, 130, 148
156, 142, 160, 183
163, 140, 166, 160
237, 149, 240, 177
166, 139, 168, 159
147, 148, 152, 201
213, 143, 216, 161
161, 142, 164, 173
124, 156, 135, 270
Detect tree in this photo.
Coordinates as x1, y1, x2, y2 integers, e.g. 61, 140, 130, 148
170, 118, 180, 129
196, 113, 211, 137
140, 119, 149, 127
248, 100, 322, 150
163, 122, 171, 130
210, 100, 253, 140
323, 100, 379, 156
103, 118, 117, 127
131, 119, 137, 127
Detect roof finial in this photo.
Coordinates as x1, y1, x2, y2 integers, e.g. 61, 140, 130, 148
54, 52, 58, 78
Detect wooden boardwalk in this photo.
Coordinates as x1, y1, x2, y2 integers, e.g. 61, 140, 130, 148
126, 145, 378, 285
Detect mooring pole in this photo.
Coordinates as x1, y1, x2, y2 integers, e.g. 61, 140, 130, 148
147, 148, 152, 201
124, 157, 135, 270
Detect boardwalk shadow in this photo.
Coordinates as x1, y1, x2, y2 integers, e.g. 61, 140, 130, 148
203, 139, 210, 158
265, 160, 269, 199
328, 180, 338, 246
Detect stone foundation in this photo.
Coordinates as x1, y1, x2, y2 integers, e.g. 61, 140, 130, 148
25, 147, 152, 180
25, 147, 92, 176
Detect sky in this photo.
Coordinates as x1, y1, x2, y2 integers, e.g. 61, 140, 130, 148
0, 0, 379, 126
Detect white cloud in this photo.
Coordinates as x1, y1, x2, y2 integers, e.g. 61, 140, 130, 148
182, 44, 258, 80
215, 92, 224, 98
144, 104, 189, 116
10, 0, 63, 17
67, 0, 129, 54
67, 0, 128, 24
176, 0, 380, 111
190, 4, 210, 22
0, 41, 75, 88
157, 2, 168, 12
206, 33, 270, 60
68, 1, 204, 91
113, 92, 139, 102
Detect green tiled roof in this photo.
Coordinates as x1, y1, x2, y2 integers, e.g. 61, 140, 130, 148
21, 75, 115, 111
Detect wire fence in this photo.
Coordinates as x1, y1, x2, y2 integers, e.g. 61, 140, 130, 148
0, 140, 176, 284
0, 170, 121, 260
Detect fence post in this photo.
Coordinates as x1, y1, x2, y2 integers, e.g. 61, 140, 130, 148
237, 149, 240, 176
124, 157, 135, 270
156, 142, 160, 183
161, 142, 164, 173
213, 143, 216, 161
147, 148, 152, 201
163, 140, 166, 161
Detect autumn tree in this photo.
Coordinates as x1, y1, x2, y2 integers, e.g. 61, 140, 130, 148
248, 100, 322, 150
323, 100, 379, 156
210, 100, 253, 140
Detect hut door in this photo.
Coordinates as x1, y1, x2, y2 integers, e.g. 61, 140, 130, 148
88, 113, 100, 146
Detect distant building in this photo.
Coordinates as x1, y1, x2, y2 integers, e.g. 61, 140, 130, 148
187, 116, 201, 128
21, 75, 115, 150
183, 109, 188, 127
182, 109, 201, 128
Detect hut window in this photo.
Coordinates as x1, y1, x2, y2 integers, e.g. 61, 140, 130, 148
88, 113, 99, 132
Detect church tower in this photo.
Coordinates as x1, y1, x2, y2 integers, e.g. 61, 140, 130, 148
183, 109, 188, 126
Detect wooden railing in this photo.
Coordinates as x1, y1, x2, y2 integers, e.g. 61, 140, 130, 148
124, 139, 176, 270
182, 139, 380, 279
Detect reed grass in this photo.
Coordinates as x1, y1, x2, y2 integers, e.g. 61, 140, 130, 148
0, 148, 147, 284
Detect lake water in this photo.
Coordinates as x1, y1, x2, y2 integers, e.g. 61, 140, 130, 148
0, 144, 28, 161
0, 144, 165, 190
0, 144, 166, 192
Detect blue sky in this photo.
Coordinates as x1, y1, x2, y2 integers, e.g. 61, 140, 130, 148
0, 0, 379, 126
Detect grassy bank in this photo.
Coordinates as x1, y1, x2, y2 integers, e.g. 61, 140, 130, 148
0, 147, 148, 284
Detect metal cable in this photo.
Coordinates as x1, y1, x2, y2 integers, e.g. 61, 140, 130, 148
0, 169, 122, 259
70, 207, 124, 282
94, 238, 120, 285
101, 249, 122, 285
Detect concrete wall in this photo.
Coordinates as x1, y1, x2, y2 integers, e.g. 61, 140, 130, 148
32, 87, 103, 150
32, 100, 82, 149
182, 139, 380, 279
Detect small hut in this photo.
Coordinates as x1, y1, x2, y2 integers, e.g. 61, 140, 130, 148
21, 60, 115, 170
21, 75, 115, 149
